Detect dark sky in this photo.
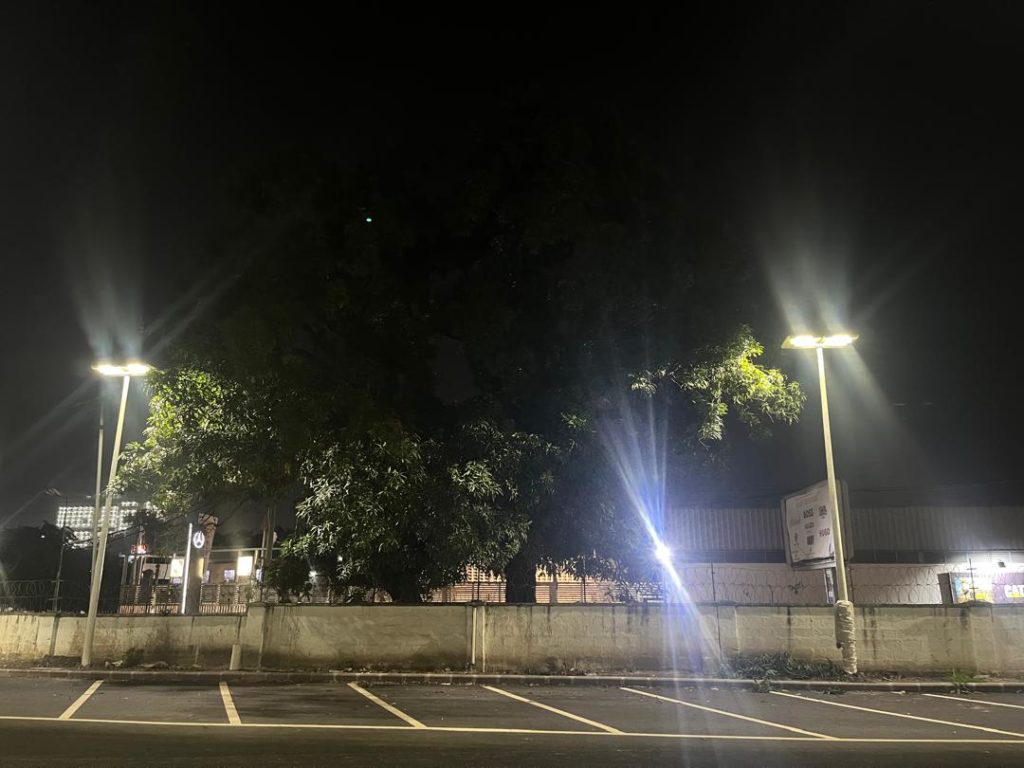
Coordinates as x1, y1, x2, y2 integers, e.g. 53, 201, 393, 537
2, 2, 1023, 525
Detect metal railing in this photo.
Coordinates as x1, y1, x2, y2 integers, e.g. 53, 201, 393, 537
0, 579, 91, 613
197, 583, 253, 614
117, 584, 182, 615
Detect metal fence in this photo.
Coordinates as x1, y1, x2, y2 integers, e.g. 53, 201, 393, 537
197, 583, 253, 614
31, 564, 973, 616
117, 583, 254, 615
117, 584, 182, 615
0, 580, 91, 613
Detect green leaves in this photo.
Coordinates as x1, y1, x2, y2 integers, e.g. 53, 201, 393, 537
294, 423, 529, 601
631, 326, 804, 446
118, 366, 294, 519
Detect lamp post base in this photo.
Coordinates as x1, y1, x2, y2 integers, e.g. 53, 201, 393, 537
834, 599, 858, 674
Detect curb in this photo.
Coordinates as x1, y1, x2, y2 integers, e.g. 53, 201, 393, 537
2, 668, 1023, 692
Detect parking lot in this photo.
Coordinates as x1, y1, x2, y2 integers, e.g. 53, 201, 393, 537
2, 677, 1024, 765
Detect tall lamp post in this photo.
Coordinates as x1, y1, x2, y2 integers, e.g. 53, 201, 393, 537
783, 333, 858, 674
91, 397, 104, 579
81, 361, 152, 667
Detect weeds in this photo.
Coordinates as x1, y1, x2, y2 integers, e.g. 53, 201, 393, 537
948, 668, 976, 694
724, 652, 847, 681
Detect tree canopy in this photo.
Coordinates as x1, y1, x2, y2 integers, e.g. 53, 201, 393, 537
122, 103, 804, 601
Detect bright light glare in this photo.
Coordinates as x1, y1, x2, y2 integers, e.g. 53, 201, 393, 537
93, 361, 153, 377
782, 333, 858, 349
821, 334, 857, 348
654, 542, 673, 565
785, 334, 820, 349
236, 555, 254, 578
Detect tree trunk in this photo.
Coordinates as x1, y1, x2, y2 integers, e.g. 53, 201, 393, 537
504, 548, 537, 603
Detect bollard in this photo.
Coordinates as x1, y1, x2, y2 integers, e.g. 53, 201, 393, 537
229, 643, 242, 671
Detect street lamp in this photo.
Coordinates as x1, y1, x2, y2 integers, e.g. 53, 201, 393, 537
81, 360, 152, 667
782, 333, 858, 674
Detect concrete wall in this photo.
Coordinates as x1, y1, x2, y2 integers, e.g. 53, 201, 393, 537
238, 604, 470, 671
444, 563, 966, 605
0, 613, 242, 667
0, 613, 55, 659
713, 604, 1024, 674
481, 603, 720, 674
5, 603, 1024, 675
675, 563, 962, 605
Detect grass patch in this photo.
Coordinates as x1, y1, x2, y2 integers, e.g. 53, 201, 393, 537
723, 652, 847, 682
948, 668, 977, 694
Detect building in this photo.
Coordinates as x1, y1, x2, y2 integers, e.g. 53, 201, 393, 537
116, 504, 1024, 612
56, 499, 151, 548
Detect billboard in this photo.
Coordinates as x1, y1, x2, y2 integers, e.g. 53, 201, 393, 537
948, 571, 1024, 604
781, 480, 851, 570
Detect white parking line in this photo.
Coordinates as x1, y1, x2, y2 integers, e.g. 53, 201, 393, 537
621, 686, 835, 739
219, 682, 241, 725
924, 693, 1024, 710
482, 685, 623, 734
771, 691, 1024, 739
58, 680, 103, 720
348, 683, 426, 728
2, 711, 1024, 743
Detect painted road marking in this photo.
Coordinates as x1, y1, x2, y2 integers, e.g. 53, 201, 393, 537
771, 691, 1024, 739
924, 693, 1024, 710
58, 680, 103, 721
219, 682, 241, 725
2, 712, 1024, 743
482, 685, 623, 734
621, 686, 835, 739
348, 683, 426, 728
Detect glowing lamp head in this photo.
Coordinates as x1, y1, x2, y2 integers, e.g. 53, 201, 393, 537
782, 333, 858, 350
93, 361, 153, 377
654, 542, 673, 565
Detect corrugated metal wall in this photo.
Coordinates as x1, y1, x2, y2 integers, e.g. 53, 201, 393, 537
665, 506, 1024, 553
852, 506, 1024, 551
667, 508, 783, 551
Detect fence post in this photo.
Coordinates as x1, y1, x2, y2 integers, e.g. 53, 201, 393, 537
480, 602, 487, 673
469, 602, 478, 671
229, 614, 243, 671
47, 613, 60, 658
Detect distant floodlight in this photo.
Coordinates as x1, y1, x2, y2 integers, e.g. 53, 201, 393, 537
782, 334, 858, 350
93, 361, 153, 377
654, 542, 672, 565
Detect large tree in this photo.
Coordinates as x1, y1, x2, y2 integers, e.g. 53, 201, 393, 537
124, 96, 803, 601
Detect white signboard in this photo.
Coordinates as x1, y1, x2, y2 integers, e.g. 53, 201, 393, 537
782, 481, 843, 569
168, 557, 185, 579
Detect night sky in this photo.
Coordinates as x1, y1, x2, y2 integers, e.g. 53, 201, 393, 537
2, 3, 1023, 526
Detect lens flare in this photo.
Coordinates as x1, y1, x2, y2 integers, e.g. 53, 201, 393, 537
654, 541, 672, 564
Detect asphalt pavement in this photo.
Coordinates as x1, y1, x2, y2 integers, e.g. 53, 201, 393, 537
2, 677, 1024, 766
